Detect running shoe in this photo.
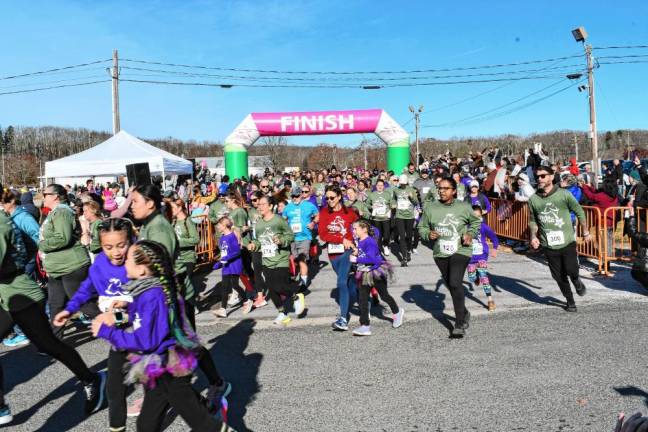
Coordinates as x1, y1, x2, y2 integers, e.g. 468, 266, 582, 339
411, 248, 418, 255
73, 313, 92, 326
352, 325, 372, 336
574, 278, 587, 296
293, 293, 306, 315
487, 300, 496, 311
84, 371, 106, 415
126, 397, 143, 417
253, 293, 267, 309
451, 326, 465, 337
383, 246, 390, 256
273, 313, 291, 325
463, 310, 471, 329
0, 405, 12, 426
212, 307, 227, 318
392, 308, 405, 328
3, 333, 29, 347
332, 317, 348, 331
400, 260, 408, 267
241, 299, 253, 314
227, 293, 240, 307
565, 303, 577, 313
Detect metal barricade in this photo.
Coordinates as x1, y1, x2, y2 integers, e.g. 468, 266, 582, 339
575, 206, 603, 273
193, 215, 216, 267
602, 206, 648, 274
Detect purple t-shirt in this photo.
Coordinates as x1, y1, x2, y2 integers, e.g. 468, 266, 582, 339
219, 232, 243, 275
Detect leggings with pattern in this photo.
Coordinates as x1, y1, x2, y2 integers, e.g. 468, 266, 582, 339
467, 260, 492, 296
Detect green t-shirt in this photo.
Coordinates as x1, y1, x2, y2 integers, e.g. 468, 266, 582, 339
252, 215, 294, 269
418, 199, 482, 258
173, 218, 199, 265
348, 200, 370, 219
89, 219, 102, 254
528, 186, 586, 250
366, 190, 394, 221
392, 186, 419, 219
208, 199, 230, 224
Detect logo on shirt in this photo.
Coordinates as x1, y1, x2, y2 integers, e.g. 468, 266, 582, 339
133, 313, 142, 331
539, 203, 565, 228
436, 214, 461, 239
327, 216, 348, 236
105, 277, 125, 296
258, 227, 277, 246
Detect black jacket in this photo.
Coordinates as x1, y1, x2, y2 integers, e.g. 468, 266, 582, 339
627, 216, 648, 272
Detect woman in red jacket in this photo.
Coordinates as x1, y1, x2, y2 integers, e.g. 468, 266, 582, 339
582, 179, 619, 256
318, 185, 358, 331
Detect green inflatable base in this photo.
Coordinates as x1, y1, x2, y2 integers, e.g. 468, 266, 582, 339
224, 149, 248, 179
387, 145, 410, 174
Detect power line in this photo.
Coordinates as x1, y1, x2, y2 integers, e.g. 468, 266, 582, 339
596, 54, 648, 60
593, 45, 648, 50
121, 54, 584, 75
0, 74, 109, 90
0, 80, 109, 96
598, 60, 648, 65
0, 60, 110, 81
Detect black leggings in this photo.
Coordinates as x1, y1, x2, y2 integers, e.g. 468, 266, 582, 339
395, 218, 414, 256
48, 265, 99, 339
136, 374, 223, 432
107, 349, 128, 429
220, 275, 246, 308
543, 242, 579, 305
358, 278, 399, 326
262, 267, 297, 313
372, 219, 391, 248
0, 301, 95, 406
434, 254, 471, 326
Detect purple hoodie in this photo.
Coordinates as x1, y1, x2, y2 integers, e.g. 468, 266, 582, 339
355, 236, 383, 271
97, 285, 176, 355
470, 222, 499, 264
216, 232, 243, 275
65, 251, 131, 314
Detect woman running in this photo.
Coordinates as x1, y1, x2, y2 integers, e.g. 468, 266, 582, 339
418, 177, 481, 337
366, 179, 394, 256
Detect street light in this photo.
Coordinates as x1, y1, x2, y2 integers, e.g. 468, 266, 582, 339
409, 105, 424, 167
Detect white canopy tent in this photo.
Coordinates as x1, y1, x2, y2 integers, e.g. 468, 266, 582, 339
45, 131, 193, 181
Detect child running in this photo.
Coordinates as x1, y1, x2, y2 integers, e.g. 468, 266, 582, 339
91, 240, 236, 432
54, 218, 133, 432
211, 216, 247, 317
468, 205, 499, 311
350, 219, 404, 336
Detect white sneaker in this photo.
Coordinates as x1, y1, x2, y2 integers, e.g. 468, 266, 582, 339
241, 299, 253, 314
211, 307, 227, 318
352, 325, 372, 336
273, 312, 291, 325
383, 246, 390, 256
392, 308, 405, 328
411, 248, 418, 255
227, 293, 240, 307
293, 293, 306, 315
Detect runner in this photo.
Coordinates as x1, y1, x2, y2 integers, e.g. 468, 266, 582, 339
282, 186, 319, 290
392, 174, 419, 267
211, 216, 247, 317
318, 185, 358, 331
528, 161, 590, 312
366, 179, 394, 256
246, 191, 268, 308
418, 177, 481, 337
247, 195, 305, 325
467, 204, 499, 311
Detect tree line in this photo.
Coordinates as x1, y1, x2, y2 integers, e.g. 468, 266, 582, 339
0, 125, 644, 185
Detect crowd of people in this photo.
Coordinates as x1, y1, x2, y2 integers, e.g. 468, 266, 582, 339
0, 144, 647, 430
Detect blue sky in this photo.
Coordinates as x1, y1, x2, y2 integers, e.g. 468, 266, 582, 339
0, 0, 646, 148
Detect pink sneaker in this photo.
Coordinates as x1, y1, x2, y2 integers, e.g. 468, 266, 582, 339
253, 294, 267, 309
127, 397, 143, 417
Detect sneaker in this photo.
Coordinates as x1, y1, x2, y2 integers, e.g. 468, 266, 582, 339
273, 313, 291, 325
84, 371, 106, 415
573, 278, 587, 296
0, 405, 12, 426
487, 300, 496, 311
392, 308, 405, 328
211, 307, 227, 318
332, 317, 348, 331
565, 303, 577, 312
352, 325, 372, 336
126, 397, 143, 417
3, 333, 29, 348
400, 260, 408, 267
241, 300, 253, 314
451, 326, 465, 337
253, 293, 267, 309
383, 246, 390, 256
462, 310, 471, 329
406, 252, 412, 262
411, 248, 418, 255
227, 293, 240, 307
293, 293, 306, 315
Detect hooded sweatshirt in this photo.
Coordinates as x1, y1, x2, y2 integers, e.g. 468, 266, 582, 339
10, 206, 40, 259
20, 192, 40, 221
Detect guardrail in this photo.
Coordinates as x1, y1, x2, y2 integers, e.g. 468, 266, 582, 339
602, 207, 648, 274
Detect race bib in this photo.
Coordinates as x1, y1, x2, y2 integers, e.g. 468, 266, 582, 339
472, 239, 484, 255
439, 239, 458, 255
397, 198, 411, 210
327, 243, 345, 254
373, 204, 387, 217
261, 243, 278, 258
290, 222, 303, 233
547, 230, 565, 247
422, 187, 430, 195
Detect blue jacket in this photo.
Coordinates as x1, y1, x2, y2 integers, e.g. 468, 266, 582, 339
10, 206, 40, 260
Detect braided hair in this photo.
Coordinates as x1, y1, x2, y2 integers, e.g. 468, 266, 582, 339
131, 239, 198, 350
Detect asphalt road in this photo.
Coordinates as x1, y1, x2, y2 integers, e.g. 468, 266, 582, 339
2, 246, 647, 431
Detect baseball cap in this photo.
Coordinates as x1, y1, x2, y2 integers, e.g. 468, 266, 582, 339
469, 180, 479, 188
399, 174, 409, 185
537, 159, 554, 174
290, 186, 302, 197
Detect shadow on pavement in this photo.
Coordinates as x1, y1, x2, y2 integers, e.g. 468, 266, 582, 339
401, 284, 455, 335
207, 319, 262, 432
614, 385, 648, 407
489, 273, 566, 308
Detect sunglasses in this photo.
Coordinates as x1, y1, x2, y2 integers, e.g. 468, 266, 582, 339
537, 173, 551, 179
251, 198, 258, 202
260, 185, 269, 189
325, 195, 338, 201
301, 191, 310, 194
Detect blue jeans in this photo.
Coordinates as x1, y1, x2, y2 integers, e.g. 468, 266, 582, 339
330, 249, 357, 320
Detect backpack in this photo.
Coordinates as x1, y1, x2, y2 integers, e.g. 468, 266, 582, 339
7, 217, 28, 273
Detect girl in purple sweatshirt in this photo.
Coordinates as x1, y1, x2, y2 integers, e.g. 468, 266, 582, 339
91, 240, 234, 432
468, 205, 499, 311
350, 219, 404, 336
211, 217, 246, 318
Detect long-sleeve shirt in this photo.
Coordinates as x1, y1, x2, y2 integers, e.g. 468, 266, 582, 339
218, 232, 243, 275
252, 215, 294, 268
392, 186, 419, 219
318, 207, 358, 256
582, 184, 619, 227
97, 285, 176, 355
470, 222, 499, 263
173, 218, 199, 265
528, 186, 586, 250
65, 251, 131, 314
418, 199, 482, 258
355, 236, 383, 271
366, 190, 394, 221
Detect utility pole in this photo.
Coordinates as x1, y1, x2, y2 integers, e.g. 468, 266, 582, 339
111, 49, 121, 135
409, 105, 424, 167
573, 135, 579, 162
